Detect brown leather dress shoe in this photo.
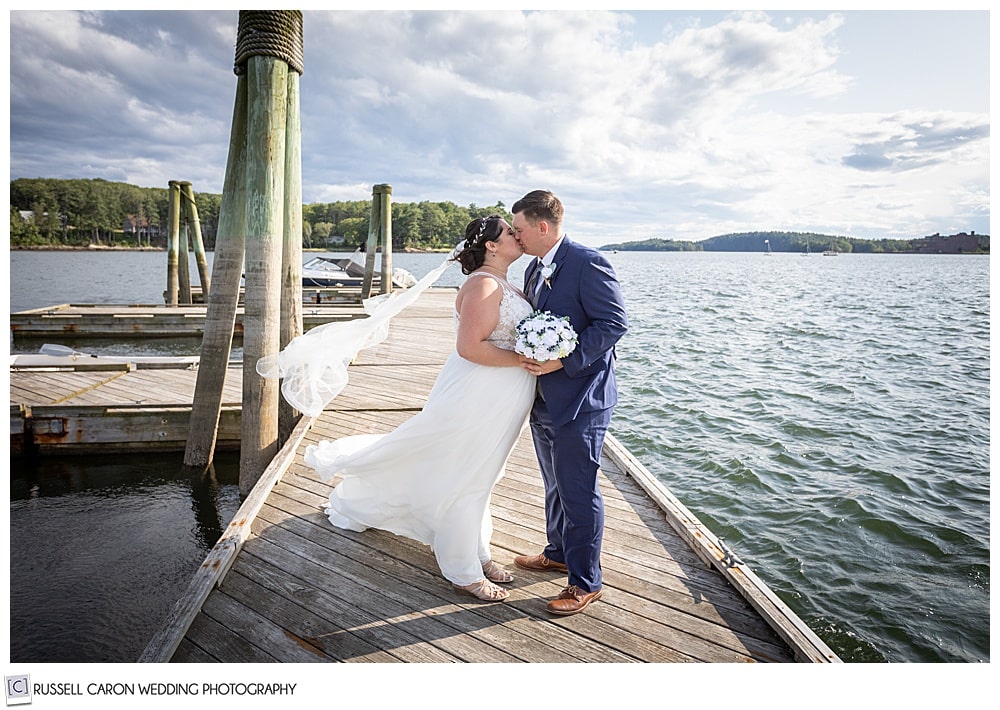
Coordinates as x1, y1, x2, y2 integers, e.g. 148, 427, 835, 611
546, 585, 603, 615
513, 553, 568, 573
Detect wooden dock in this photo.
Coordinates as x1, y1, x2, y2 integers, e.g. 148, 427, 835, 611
138, 287, 839, 664
7, 290, 420, 453
9, 358, 244, 455
10, 302, 363, 339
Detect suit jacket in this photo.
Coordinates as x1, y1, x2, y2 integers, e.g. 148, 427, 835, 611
525, 238, 628, 427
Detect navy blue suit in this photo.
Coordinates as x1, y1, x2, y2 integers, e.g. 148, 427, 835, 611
524, 238, 628, 592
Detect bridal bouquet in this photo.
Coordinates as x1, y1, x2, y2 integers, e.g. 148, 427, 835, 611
515, 310, 578, 361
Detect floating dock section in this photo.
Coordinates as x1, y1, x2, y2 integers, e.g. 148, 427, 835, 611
9, 359, 243, 455
9, 302, 362, 339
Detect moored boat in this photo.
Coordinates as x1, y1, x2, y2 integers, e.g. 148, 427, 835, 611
302, 255, 417, 288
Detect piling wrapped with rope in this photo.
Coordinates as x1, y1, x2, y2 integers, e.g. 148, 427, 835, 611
185, 9, 306, 487
234, 10, 304, 76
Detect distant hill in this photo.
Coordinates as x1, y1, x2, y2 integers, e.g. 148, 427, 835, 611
600, 230, 989, 254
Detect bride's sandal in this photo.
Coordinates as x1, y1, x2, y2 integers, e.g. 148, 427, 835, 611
454, 579, 510, 602
482, 560, 514, 584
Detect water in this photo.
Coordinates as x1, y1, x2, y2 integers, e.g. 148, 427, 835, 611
608, 251, 990, 664
7, 249, 990, 663
8, 452, 242, 663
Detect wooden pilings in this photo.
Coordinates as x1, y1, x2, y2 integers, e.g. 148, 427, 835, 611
183, 10, 304, 499
180, 182, 211, 299
279, 70, 303, 444
361, 184, 393, 299
166, 182, 181, 305
177, 194, 191, 304
378, 184, 393, 296
166, 180, 211, 305
184, 77, 249, 473
241, 53, 288, 496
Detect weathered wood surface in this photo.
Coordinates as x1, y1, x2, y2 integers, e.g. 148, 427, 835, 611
9, 361, 245, 454
5, 291, 417, 453
9, 303, 362, 339
142, 287, 837, 663
10, 364, 243, 408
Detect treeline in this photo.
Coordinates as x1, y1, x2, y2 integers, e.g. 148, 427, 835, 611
9, 178, 510, 251
302, 199, 509, 251
601, 230, 989, 254
10, 178, 211, 248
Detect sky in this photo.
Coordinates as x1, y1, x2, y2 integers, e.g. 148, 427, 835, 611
5, 6, 992, 248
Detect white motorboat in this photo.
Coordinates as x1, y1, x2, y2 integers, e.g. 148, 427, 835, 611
302, 255, 417, 288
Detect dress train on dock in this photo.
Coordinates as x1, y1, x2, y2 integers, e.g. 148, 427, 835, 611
304, 275, 535, 586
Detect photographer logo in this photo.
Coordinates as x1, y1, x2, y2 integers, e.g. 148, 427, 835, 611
5, 675, 31, 706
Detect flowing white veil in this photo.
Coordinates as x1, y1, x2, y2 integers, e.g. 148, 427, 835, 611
256, 247, 460, 417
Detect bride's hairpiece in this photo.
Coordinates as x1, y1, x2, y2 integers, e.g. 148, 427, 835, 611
465, 216, 494, 248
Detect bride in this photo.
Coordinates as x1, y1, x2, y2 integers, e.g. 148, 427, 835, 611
301, 215, 535, 602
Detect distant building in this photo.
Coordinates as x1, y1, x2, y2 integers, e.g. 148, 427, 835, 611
123, 215, 161, 240
911, 231, 988, 254
18, 210, 67, 228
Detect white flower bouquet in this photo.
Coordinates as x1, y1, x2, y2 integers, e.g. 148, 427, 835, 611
515, 310, 578, 361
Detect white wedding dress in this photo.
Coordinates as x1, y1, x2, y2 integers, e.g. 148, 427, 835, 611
304, 272, 535, 586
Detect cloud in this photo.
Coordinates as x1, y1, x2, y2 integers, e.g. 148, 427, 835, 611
842, 113, 990, 172
8, 9, 990, 246
9, 10, 237, 190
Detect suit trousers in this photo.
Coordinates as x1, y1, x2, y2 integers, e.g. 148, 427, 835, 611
529, 395, 612, 593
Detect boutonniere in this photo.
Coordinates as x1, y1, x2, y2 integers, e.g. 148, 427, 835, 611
540, 262, 558, 289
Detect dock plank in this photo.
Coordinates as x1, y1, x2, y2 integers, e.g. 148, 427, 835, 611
229, 553, 461, 663
261, 485, 612, 663
211, 568, 400, 663
178, 611, 280, 663
9, 366, 243, 408
10, 302, 363, 339
9, 370, 129, 405
246, 510, 537, 663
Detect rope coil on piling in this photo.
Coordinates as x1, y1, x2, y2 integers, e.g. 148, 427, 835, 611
234, 10, 304, 76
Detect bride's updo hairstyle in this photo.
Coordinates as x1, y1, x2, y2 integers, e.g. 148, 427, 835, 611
452, 215, 504, 275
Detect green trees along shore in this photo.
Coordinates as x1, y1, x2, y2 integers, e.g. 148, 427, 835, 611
10, 177, 508, 252
10, 177, 988, 254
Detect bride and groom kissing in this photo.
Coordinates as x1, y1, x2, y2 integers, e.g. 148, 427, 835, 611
295, 189, 629, 616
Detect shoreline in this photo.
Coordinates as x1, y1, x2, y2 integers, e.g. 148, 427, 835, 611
13, 244, 985, 256
10, 245, 455, 253
10, 245, 166, 252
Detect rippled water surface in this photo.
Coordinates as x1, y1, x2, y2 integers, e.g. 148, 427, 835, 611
9, 452, 241, 663
8, 249, 990, 662
608, 251, 989, 663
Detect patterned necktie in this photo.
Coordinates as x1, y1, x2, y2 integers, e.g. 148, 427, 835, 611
526, 259, 543, 308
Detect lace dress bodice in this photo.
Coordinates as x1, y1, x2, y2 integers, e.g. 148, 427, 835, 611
458, 272, 533, 352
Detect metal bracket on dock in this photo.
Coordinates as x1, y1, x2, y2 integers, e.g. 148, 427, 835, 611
718, 537, 744, 568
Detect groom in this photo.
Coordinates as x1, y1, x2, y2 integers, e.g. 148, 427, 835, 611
512, 190, 628, 615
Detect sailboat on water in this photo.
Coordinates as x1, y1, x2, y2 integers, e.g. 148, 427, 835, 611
764, 239, 772, 255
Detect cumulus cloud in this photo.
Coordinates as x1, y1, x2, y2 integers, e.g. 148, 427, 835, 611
8, 9, 989, 245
